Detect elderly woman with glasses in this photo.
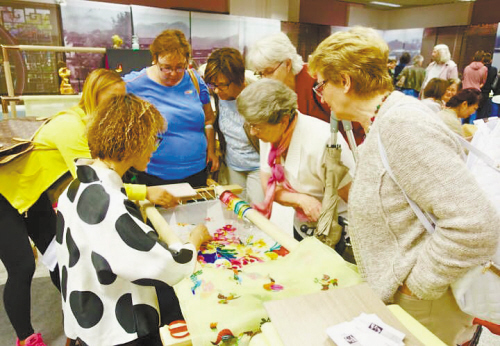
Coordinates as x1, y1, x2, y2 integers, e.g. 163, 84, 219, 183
124, 29, 218, 188
248, 32, 365, 145
309, 27, 499, 345
237, 78, 355, 240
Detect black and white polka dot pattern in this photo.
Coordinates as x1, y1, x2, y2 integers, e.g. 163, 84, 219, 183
56, 162, 197, 345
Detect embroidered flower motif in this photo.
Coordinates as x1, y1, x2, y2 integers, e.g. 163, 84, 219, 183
263, 277, 284, 292
314, 274, 338, 290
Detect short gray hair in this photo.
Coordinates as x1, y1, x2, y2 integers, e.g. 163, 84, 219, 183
237, 79, 297, 125
434, 44, 451, 64
412, 54, 423, 65
247, 32, 304, 75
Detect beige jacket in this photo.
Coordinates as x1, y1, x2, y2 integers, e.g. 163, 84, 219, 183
349, 91, 499, 303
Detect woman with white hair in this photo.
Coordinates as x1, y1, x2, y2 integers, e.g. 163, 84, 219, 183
422, 44, 458, 90
236, 78, 355, 240
248, 32, 329, 123
248, 32, 365, 144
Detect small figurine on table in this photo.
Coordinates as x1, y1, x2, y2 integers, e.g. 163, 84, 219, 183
112, 34, 123, 49
58, 66, 75, 95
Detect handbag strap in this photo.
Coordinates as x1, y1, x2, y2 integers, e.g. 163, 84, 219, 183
187, 69, 200, 96
377, 133, 436, 234
456, 135, 500, 173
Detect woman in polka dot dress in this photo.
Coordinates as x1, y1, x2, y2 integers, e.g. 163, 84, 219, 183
56, 94, 211, 346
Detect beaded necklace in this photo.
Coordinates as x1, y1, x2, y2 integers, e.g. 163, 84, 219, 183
367, 92, 392, 133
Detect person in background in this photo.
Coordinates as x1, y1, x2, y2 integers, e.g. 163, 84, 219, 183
56, 94, 211, 346
463, 50, 487, 91
236, 79, 355, 240
441, 78, 462, 105
437, 89, 481, 137
309, 27, 499, 346
477, 52, 498, 120
396, 54, 426, 98
0, 69, 175, 346
203, 48, 264, 204
394, 52, 411, 86
422, 44, 458, 90
387, 59, 397, 79
247, 32, 365, 145
421, 77, 449, 113
124, 29, 219, 188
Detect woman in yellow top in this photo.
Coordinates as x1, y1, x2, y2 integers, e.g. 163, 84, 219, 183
0, 69, 175, 346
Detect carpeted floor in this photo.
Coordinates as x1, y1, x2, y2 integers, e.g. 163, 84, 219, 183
0, 277, 66, 346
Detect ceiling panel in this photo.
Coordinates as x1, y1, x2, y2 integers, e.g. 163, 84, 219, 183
338, 0, 475, 10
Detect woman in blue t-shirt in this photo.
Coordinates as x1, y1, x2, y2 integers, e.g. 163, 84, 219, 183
124, 29, 218, 188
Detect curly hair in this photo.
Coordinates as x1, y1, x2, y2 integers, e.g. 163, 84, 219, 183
87, 94, 166, 162
309, 27, 393, 97
150, 29, 191, 63
204, 48, 245, 87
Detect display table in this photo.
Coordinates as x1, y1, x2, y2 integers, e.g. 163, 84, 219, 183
264, 283, 446, 346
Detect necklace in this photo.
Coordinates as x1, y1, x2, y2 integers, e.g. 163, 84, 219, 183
367, 92, 392, 134
374, 92, 391, 116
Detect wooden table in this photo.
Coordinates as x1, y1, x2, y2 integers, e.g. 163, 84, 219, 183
264, 283, 426, 346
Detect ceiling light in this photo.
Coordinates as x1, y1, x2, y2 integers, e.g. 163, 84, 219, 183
370, 1, 401, 7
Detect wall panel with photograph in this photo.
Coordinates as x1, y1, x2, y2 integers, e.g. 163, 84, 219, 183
0, 1, 61, 95
493, 24, 500, 70
61, 0, 131, 92
191, 12, 280, 68
131, 5, 189, 49
383, 28, 424, 61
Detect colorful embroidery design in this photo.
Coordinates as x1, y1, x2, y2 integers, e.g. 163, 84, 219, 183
263, 277, 284, 292
314, 274, 338, 290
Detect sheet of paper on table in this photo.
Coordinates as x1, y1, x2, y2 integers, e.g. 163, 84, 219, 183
158, 183, 197, 198
264, 283, 425, 346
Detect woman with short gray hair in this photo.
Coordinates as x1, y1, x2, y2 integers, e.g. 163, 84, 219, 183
247, 32, 334, 125
237, 79, 355, 239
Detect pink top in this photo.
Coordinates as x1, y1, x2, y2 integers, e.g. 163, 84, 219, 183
463, 61, 487, 91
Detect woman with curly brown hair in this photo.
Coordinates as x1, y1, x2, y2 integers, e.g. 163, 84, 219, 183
56, 94, 210, 346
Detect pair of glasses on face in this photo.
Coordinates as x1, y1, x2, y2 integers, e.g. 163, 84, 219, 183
246, 122, 268, 132
313, 80, 327, 98
157, 64, 186, 74
255, 61, 283, 78
208, 82, 231, 91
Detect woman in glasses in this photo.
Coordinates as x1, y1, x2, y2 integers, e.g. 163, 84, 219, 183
308, 27, 499, 345
124, 29, 218, 188
248, 32, 365, 145
237, 78, 355, 240
202, 48, 263, 204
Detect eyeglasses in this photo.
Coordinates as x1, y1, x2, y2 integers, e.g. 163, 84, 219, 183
246, 122, 268, 132
208, 82, 231, 91
157, 64, 186, 74
255, 61, 283, 78
155, 135, 163, 149
313, 80, 328, 98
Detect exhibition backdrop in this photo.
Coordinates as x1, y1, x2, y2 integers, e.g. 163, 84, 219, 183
0, 0, 499, 95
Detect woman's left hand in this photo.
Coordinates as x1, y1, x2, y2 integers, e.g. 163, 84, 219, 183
206, 150, 220, 172
298, 194, 323, 222
146, 186, 179, 208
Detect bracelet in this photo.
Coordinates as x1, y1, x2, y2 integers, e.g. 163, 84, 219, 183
205, 124, 214, 130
